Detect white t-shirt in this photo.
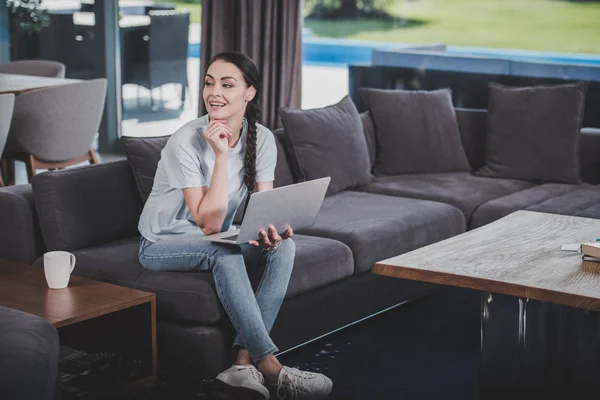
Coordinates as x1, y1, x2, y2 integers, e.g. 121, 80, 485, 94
138, 114, 277, 242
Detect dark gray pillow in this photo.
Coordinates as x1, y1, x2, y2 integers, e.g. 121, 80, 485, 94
360, 88, 471, 176
476, 82, 589, 184
278, 95, 372, 196
123, 135, 169, 203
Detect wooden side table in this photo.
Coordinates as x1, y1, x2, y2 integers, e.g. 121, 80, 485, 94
0, 259, 157, 388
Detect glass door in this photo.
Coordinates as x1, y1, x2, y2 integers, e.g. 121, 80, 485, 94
120, 0, 201, 139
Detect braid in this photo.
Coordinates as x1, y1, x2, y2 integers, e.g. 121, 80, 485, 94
243, 101, 260, 192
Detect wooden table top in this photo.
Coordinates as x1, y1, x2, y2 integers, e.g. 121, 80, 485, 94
0, 73, 81, 95
0, 259, 154, 328
373, 210, 600, 311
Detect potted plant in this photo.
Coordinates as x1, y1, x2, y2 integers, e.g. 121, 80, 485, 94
7, 0, 50, 60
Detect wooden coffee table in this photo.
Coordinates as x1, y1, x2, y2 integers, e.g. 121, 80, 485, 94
373, 210, 600, 398
0, 259, 157, 390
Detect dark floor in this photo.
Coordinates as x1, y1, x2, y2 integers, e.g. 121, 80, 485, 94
65, 286, 482, 400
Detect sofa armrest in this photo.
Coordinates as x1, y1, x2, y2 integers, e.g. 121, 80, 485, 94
0, 185, 45, 264
31, 160, 143, 251
580, 127, 600, 184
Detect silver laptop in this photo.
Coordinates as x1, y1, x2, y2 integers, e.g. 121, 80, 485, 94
201, 177, 331, 244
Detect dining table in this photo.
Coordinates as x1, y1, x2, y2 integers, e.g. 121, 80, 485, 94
0, 73, 81, 95
73, 12, 150, 28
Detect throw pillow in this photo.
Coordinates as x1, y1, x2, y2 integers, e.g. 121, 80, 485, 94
123, 135, 169, 203
476, 82, 589, 184
360, 88, 471, 176
278, 95, 373, 196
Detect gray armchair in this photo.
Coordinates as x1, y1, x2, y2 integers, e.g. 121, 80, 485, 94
0, 306, 60, 400
0, 94, 15, 187
2, 79, 107, 183
122, 10, 190, 110
0, 60, 66, 78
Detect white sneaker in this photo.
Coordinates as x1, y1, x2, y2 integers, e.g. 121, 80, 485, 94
216, 364, 270, 399
274, 366, 333, 400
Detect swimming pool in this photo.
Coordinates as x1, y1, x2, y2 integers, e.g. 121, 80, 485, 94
188, 37, 600, 69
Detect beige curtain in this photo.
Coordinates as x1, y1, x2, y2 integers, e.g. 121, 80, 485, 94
199, 0, 303, 129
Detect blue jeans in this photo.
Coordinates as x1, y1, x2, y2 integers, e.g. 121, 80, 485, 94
138, 233, 296, 361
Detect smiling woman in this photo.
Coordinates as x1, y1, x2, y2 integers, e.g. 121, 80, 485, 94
136, 51, 333, 400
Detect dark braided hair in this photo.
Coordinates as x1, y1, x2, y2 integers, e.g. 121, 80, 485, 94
206, 52, 261, 193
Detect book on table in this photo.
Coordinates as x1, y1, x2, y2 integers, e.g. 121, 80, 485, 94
582, 255, 600, 263
581, 242, 600, 259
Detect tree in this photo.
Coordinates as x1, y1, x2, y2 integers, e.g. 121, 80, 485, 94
7, 0, 50, 59
8, 0, 49, 35
305, 0, 395, 19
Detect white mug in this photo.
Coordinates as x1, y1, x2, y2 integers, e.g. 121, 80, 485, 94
44, 251, 76, 289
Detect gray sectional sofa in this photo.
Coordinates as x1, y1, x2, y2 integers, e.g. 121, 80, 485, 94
1, 101, 600, 381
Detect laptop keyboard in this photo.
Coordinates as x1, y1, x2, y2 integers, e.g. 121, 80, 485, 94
221, 234, 239, 241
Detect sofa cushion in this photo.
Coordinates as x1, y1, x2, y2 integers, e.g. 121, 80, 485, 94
526, 185, 600, 219
284, 235, 354, 298
32, 235, 354, 324
297, 191, 466, 273
271, 129, 297, 188
42, 236, 223, 325
359, 111, 376, 169
279, 95, 372, 196
455, 108, 488, 171
123, 135, 169, 203
31, 161, 143, 251
477, 82, 589, 184
469, 183, 585, 229
359, 172, 534, 220
360, 88, 471, 176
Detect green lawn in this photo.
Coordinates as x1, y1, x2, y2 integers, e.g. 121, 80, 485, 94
149, 0, 202, 22
155, 0, 200, 23
304, 0, 600, 54
174, 4, 201, 24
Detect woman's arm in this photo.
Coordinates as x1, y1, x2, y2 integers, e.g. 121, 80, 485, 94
183, 154, 229, 235
255, 181, 273, 192
182, 120, 232, 235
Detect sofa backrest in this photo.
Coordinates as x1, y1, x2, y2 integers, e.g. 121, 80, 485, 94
271, 129, 299, 188
31, 160, 143, 251
123, 135, 170, 203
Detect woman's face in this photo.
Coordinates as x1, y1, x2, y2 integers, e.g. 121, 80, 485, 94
203, 59, 255, 122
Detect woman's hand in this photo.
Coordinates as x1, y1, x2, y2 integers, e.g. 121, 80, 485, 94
249, 225, 293, 248
204, 119, 232, 156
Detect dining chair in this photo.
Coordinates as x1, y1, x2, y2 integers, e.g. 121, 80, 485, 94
121, 10, 190, 111
2, 79, 107, 183
38, 13, 97, 80
0, 94, 15, 186
0, 60, 66, 78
